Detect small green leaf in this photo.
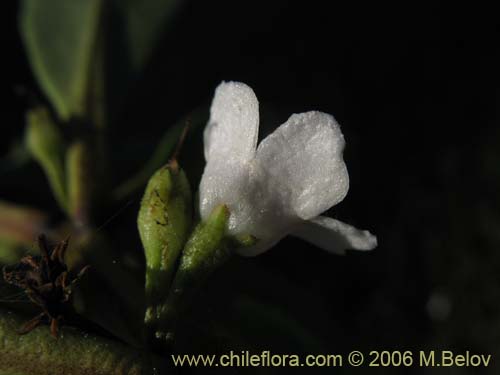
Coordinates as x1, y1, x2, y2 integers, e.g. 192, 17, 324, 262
105, 0, 183, 120
20, 0, 102, 120
25, 107, 68, 212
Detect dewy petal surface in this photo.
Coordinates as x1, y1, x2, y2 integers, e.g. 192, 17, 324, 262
255, 111, 349, 220
200, 82, 264, 237
200, 82, 376, 256
292, 216, 377, 254
200, 159, 258, 235
203, 81, 259, 163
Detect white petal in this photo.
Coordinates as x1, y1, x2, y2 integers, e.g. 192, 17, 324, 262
199, 159, 253, 231
255, 111, 349, 220
201, 82, 300, 242
200, 158, 298, 242
204, 81, 259, 163
292, 216, 377, 254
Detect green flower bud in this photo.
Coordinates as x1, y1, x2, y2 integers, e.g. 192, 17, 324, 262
25, 107, 67, 212
155, 204, 230, 342
137, 161, 192, 328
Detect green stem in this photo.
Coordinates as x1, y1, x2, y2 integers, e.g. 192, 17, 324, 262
66, 141, 93, 227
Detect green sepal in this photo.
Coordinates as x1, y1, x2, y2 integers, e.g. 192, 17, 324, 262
231, 233, 258, 248
155, 204, 231, 343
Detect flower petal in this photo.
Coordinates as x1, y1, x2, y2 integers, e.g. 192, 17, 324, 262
255, 111, 349, 220
292, 216, 377, 254
200, 82, 261, 233
201, 81, 299, 242
204, 81, 259, 163
200, 159, 253, 230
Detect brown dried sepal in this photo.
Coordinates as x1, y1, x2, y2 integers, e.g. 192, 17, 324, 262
2, 234, 89, 338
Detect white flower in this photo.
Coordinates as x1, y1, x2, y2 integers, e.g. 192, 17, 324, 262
199, 81, 377, 256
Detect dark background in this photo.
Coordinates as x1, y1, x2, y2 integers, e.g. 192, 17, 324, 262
2, 1, 499, 374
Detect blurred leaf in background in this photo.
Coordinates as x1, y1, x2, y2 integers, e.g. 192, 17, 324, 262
110, 0, 181, 70
20, 0, 102, 121
20, 0, 181, 124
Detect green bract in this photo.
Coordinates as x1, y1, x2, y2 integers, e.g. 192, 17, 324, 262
156, 204, 231, 341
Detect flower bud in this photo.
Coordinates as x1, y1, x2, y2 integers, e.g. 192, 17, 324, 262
137, 161, 192, 327
155, 204, 230, 342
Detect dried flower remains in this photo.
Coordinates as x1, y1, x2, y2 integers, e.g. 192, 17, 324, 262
2, 234, 89, 338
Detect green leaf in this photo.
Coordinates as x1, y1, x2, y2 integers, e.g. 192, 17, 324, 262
21, 0, 183, 123
105, 0, 183, 121
0, 307, 166, 374
20, 0, 102, 120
